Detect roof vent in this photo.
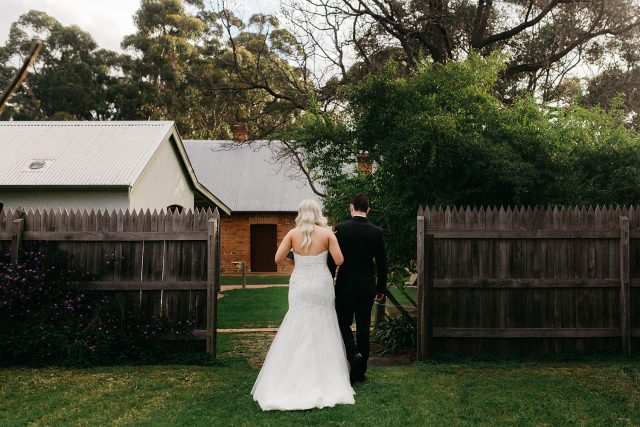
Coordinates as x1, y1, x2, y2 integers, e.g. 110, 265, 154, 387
28, 160, 46, 170
24, 159, 52, 171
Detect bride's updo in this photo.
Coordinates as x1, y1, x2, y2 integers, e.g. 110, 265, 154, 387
295, 199, 328, 253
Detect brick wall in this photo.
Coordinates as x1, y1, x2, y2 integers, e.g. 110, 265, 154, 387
220, 212, 296, 274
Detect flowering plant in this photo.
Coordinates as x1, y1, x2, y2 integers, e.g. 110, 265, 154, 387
0, 249, 196, 366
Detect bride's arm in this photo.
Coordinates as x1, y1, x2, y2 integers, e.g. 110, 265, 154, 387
274, 230, 293, 264
328, 231, 344, 266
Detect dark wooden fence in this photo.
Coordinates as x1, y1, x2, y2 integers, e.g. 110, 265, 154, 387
0, 207, 221, 357
416, 206, 639, 358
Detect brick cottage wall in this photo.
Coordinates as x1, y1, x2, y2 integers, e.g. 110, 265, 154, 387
220, 212, 296, 274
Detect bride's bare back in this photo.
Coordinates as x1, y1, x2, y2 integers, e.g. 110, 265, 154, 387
274, 225, 344, 265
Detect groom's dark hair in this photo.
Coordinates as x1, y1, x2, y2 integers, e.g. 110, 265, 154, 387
350, 193, 369, 212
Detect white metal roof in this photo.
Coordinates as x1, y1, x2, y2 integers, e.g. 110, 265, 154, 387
183, 140, 321, 212
0, 121, 176, 187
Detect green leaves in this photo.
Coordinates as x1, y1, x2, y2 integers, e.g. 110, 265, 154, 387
279, 53, 640, 264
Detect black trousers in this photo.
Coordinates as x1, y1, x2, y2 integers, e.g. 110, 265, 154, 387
335, 292, 375, 366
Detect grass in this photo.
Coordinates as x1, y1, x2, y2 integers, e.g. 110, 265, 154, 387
221, 276, 290, 286
216, 286, 418, 329
2, 334, 640, 426
4, 286, 640, 425
218, 287, 288, 329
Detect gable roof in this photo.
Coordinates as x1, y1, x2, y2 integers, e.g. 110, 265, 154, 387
0, 121, 175, 186
183, 140, 321, 212
0, 121, 230, 214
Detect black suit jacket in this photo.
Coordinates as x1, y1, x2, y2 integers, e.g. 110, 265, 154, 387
328, 216, 387, 295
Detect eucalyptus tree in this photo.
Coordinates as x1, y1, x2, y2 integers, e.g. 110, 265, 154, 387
0, 10, 119, 120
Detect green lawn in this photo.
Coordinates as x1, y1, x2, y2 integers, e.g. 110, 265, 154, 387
4, 286, 640, 425
216, 286, 417, 329
218, 287, 288, 329
2, 334, 640, 426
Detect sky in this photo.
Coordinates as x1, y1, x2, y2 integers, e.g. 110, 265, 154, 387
0, 0, 281, 52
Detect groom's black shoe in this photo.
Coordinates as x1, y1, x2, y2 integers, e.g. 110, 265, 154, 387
350, 353, 366, 383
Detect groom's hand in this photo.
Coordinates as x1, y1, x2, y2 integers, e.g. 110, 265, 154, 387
374, 293, 386, 303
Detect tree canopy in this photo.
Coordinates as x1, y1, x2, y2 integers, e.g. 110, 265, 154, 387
277, 54, 640, 262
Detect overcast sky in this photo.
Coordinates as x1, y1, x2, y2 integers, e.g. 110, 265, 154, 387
0, 0, 280, 51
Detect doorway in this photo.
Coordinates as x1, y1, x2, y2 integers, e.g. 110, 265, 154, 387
250, 224, 277, 272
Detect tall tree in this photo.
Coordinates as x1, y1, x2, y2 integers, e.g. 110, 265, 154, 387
0, 10, 119, 120
282, 0, 640, 101
213, 6, 313, 137
120, 0, 210, 125
117, 0, 310, 138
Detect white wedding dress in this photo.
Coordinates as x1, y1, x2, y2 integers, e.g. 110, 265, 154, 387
251, 250, 356, 411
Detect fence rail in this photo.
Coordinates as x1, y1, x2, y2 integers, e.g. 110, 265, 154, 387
416, 205, 638, 358
0, 207, 221, 357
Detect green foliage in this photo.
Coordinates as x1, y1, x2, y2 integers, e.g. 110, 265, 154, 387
371, 314, 417, 355
0, 10, 120, 120
280, 53, 640, 263
1, 4, 308, 139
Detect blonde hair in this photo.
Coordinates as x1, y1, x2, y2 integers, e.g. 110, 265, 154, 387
295, 199, 328, 253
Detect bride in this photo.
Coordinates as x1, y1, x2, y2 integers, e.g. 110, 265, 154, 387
251, 199, 356, 411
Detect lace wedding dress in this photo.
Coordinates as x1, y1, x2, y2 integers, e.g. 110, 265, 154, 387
251, 250, 356, 411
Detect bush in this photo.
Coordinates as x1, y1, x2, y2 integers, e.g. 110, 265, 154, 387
371, 314, 416, 355
0, 250, 196, 366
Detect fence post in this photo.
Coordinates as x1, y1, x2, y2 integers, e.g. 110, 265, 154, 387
424, 234, 434, 358
620, 216, 631, 356
416, 207, 427, 359
206, 209, 221, 358
10, 218, 24, 265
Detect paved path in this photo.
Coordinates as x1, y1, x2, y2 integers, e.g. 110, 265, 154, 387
220, 284, 288, 291
219, 326, 356, 333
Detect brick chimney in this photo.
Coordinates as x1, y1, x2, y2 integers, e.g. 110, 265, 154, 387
232, 122, 248, 142
357, 152, 372, 175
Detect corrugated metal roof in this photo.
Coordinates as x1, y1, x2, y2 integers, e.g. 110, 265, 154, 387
0, 121, 175, 186
183, 140, 322, 212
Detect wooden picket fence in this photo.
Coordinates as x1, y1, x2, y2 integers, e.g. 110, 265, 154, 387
416, 205, 639, 358
0, 207, 221, 357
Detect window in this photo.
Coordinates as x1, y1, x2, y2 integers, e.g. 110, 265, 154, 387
167, 204, 184, 213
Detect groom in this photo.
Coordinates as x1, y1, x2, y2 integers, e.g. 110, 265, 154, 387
328, 193, 387, 383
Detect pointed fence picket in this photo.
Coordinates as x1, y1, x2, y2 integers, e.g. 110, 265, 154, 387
417, 205, 637, 358
0, 207, 221, 358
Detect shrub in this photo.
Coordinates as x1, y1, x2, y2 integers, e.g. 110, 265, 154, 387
0, 249, 196, 366
371, 314, 416, 355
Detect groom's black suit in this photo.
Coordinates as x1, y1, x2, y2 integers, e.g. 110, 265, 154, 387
328, 216, 387, 374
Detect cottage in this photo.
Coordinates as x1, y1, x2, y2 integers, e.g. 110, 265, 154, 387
0, 121, 229, 213
184, 139, 321, 274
